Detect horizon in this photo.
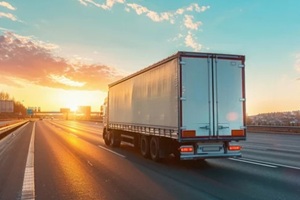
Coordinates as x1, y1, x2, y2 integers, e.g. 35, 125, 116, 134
1, 0, 300, 115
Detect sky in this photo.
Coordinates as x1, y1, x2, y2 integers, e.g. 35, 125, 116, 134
0, 0, 299, 115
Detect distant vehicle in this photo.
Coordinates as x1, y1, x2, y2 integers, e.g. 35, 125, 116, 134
102, 51, 246, 161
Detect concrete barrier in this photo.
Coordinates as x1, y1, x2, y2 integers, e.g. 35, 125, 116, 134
0, 120, 29, 140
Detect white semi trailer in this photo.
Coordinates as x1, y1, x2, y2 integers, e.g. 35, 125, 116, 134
103, 51, 246, 161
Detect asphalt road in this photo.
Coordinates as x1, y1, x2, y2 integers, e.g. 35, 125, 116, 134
0, 120, 299, 200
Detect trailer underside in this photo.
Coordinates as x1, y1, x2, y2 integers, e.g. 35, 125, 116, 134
103, 127, 242, 162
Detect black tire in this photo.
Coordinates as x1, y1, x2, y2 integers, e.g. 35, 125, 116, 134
173, 149, 180, 161
103, 128, 111, 146
171, 143, 181, 161
140, 135, 150, 158
150, 136, 160, 162
110, 131, 121, 147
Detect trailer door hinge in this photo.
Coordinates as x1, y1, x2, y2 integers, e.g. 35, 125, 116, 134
199, 125, 210, 130
180, 97, 186, 101
218, 125, 229, 129
238, 64, 245, 68
239, 98, 246, 102
180, 61, 186, 65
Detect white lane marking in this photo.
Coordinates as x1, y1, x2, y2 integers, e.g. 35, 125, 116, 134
229, 158, 277, 168
266, 163, 300, 170
21, 122, 36, 200
230, 158, 300, 170
236, 158, 300, 170
98, 145, 126, 158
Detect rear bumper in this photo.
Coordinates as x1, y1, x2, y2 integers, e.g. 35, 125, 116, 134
180, 151, 242, 160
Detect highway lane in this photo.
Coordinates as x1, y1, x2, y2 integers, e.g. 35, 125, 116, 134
0, 122, 32, 199
0, 120, 300, 199
51, 120, 300, 169
35, 120, 183, 200
37, 120, 300, 199
239, 132, 300, 169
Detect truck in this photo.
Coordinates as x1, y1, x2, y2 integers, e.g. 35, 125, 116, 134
102, 51, 246, 161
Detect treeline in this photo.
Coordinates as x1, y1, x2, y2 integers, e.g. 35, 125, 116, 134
0, 91, 27, 119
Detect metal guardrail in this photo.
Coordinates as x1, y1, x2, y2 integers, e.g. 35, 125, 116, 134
0, 120, 29, 140
247, 125, 300, 133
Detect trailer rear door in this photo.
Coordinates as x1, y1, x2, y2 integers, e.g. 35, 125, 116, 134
180, 54, 245, 139
214, 55, 245, 137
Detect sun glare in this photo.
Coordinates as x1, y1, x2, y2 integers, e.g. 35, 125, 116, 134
59, 90, 87, 111
54, 89, 107, 112
70, 105, 78, 112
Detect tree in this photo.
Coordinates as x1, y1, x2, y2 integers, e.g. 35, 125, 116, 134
14, 101, 27, 116
0, 91, 10, 100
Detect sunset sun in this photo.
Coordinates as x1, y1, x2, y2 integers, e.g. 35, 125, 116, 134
70, 104, 78, 112
59, 90, 87, 110
50, 89, 107, 112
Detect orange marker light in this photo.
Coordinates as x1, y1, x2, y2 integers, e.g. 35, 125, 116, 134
182, 130, 196, 137
231, 130, 244, 137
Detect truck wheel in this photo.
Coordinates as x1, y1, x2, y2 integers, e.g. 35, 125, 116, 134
110, 131, 121, 147
140, 135, 150, 158
173, 150, 180, 161
150, 136, 160, 162
103, 128, 111, 146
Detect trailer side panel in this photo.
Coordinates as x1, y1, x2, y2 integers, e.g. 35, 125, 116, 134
108, 58, 179, 131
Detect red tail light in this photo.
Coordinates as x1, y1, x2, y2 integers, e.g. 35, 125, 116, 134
180, 146, 194, 153
228, 145, 242, 151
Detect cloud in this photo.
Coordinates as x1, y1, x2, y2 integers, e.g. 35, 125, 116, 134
0, 12, 17, 21
49, 75, 86, 87
125, 2, 210, 24
78, 0, 125, 10
78, 0, 88, 6
107, 0, 125, 8
0, 2, 18, 22
0, 32, 123, 91
184, 15, 202, 30
0, 26, 11, 31
0, 1, 16, 10
125, 3, 209, 25
0, 76, 25, 88
126, 3, 148, 15
186, 3, 210, 12
185, 31, 202, 51
168, 33, 184, 42
79, 1, 210, 51
126, 3, 175, 23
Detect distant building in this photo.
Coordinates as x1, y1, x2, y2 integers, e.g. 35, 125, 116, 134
60, 106, 91, 120
60, 108, 71, 120
77, 106, 91, 120
0, 100, 14, 113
